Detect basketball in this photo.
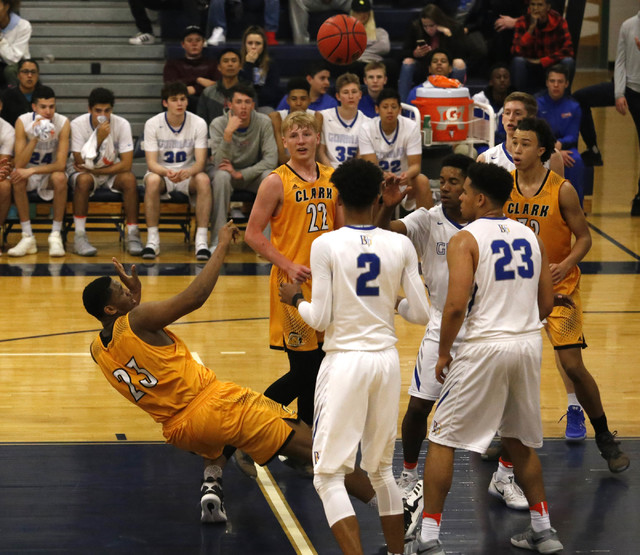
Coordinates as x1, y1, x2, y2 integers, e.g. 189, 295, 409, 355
316, 14, 367, 65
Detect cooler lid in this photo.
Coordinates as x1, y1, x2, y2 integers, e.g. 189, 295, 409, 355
416, 86, 470, 99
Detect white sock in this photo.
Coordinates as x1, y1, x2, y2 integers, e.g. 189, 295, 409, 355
402, 466, 419, 479
420, 513, 441, 542
530, 501, 551, 532
74, 216, 86, 234
51, 220, 63, 233
146, 226, 159, 247
20, 220, 33, 236
204, 464, 222, 481
567, 393, 581, 408
127, 224, 139, 235
195, 227, 208, 247
496, 458, 514, 481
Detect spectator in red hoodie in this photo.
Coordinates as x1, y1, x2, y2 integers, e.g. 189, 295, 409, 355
510, 0, 574, 94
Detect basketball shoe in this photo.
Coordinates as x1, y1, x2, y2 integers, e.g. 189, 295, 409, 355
200, 477, 227, 523
560, 405, 587, 441
510, 526, 563, 553
407, 537, 445, 555
404, 480, 423, 540
595, 430, 630, 473
488, 472, 529, 510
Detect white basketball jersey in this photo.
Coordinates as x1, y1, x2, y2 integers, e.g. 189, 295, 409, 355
320, 108, 370, 168
484, 142, 550, 171
463, 217, 543, 340
0, 116, 15, 156
18, 112, 68, 167
143, 111, 208, 170
70, 113, 134, 159
277, 108, 315, 120
401, 205, 466, 340
359, 115, 422, 175
298, 225, 428, 352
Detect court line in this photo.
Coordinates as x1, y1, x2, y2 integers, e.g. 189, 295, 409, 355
587, 222, 640, 261
256, 465, 317, 555
191, 352, 315, 554
0, 316, 269, 344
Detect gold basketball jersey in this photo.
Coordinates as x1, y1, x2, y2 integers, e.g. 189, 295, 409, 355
269, 162, 338, 350
90, 314, 216, 423
505, 169, 580, 295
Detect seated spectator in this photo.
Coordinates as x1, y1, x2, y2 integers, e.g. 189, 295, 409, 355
269, 77, 323, 165
472, 62, 515, 145
1, 58, 39, 126
207, 0, 280, 46
288, 0, 350, 45
0, 0, 31, 89
317, 73, 370, 168
127, 0, 199, 45
66, 88, 142, 257
163, 25, 219, 114
239, 25, 280, 112
359, 61, 387, 118
344, 0, 398, 85
276, 62, 338, 112
536, 63, 585, 204
197, 47, 245, 126
444, 0, 489, 74
8, 85, 70, 258
208, 83, 277, 249
405, 49, 465, 104
0, 98, 14, 255
398, 5, 467, 102
142, 82, 211, 261
510, 0, 574, 94
359, 87, 432, 210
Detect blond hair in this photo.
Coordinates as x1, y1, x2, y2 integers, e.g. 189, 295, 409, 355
281, 111, 319, 136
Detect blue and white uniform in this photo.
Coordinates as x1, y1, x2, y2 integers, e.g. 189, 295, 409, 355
429, 217, 544, 453
319, 108, 370, 168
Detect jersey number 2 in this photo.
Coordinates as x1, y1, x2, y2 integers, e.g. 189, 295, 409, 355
491, 238, 534, 281
113, 356, 158, 402
356, 253, 380, 296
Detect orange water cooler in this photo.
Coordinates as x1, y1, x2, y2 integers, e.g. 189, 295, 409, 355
412, 87, 473, 142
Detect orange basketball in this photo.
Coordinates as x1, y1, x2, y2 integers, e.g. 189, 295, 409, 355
317, 14, 367, 65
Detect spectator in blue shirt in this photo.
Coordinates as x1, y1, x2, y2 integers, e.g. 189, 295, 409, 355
536, 63, 585, 205
276, 62, 338, 112
358, 61, 387, 118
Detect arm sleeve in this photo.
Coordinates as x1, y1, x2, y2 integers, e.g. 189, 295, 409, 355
559, 100, 581, 147
540, 20, 574, 68
511, 17, 531, 56
210, 117, 229, 166
297, 239, 333, 331
365, 28, 390, 57
397, 237, 430, 325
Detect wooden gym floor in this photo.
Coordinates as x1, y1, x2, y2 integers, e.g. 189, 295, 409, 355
0, 70, 639, 553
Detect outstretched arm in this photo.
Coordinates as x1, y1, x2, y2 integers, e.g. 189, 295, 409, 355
128, 222, 239, 332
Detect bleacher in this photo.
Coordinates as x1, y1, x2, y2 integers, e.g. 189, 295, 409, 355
10, 0, 587, 245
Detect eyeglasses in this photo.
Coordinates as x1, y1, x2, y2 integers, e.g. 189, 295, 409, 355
20, 69, 38, 75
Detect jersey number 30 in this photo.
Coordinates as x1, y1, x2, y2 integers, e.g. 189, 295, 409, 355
356, 253, 380, 296
491, 238, 534, 281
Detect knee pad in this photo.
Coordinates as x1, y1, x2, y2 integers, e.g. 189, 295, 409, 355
313, 472, 355, 527
368, 464, 403, 517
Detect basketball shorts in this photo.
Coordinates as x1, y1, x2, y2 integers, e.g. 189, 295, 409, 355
545, 283, 586, 349
26, 173, 55, 201
408, 333, 460, 401
312, 348, 400, 475
269, 266, 321, 351
68, 171, 118, 194
162, 380, 297, 465
428, 333, 543, 453
143, 171, 193, 201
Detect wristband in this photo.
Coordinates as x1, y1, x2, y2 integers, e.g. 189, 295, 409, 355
291, 293, 304, 307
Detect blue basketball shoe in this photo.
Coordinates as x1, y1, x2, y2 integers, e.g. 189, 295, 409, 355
561, 405, 587, 442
